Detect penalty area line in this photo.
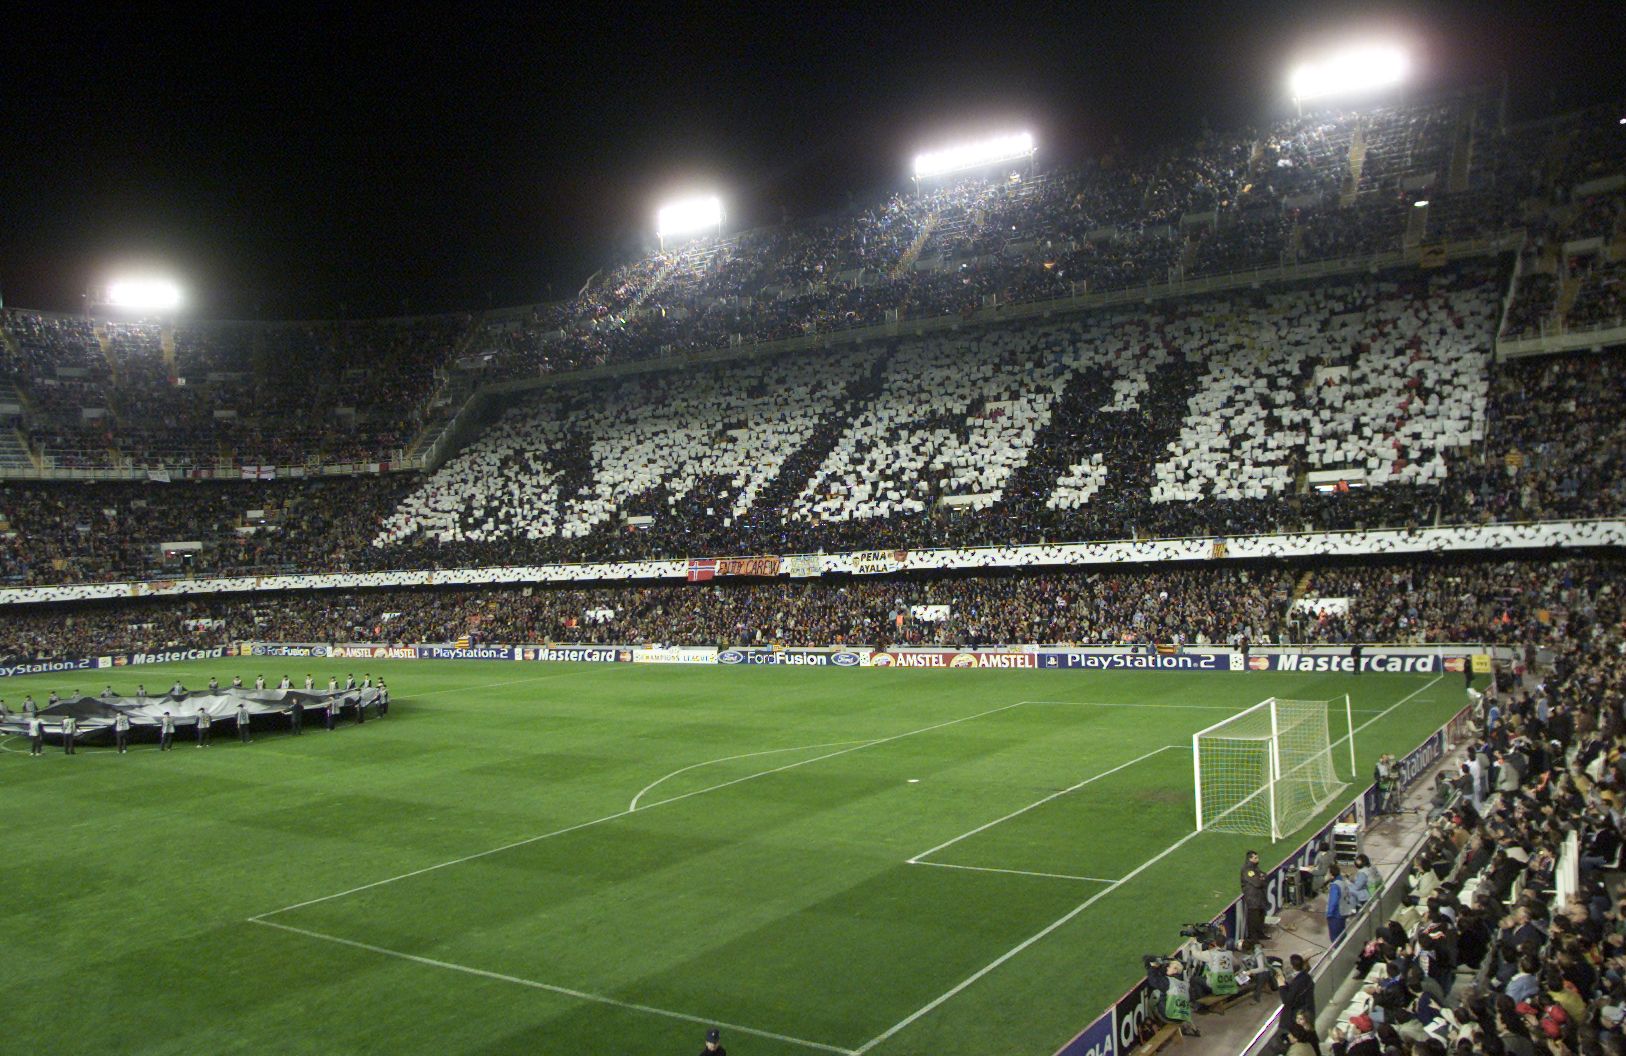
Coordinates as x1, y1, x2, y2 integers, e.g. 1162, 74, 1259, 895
852, 674, 1447, 1054
908, 744, 1180, 865
249, 918, 857, 1055
908, 861, 1119, 884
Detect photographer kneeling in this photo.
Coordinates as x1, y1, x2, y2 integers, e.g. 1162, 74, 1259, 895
1144, 957, 1200, 1038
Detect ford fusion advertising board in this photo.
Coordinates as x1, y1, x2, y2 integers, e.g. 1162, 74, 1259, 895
248, 643, 330, 658
716, 649, 865, 667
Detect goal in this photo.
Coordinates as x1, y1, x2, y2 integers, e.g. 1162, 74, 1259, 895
1192, 696, 1353, 840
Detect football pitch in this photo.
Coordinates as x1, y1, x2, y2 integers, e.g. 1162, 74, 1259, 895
0, 659, 1465, 1055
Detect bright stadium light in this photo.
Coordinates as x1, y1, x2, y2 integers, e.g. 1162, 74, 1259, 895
912, 131, 1036, 181
655, 195, 723, 246
1289, 45, 1409, 103
106, 277, 183, 312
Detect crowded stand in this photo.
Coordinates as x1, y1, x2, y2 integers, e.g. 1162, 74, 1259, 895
0, 555, 1610, 663
1448, 349, 1626, 524
1278, 605, 1626, 1056
1, 272, 1623, 587
375, 264, 1501, 566
0, 96, 1615, 590
0, 477, 415, 585
0, 310, 468, 471
0, 96, 1619, 480
1291, 557, 1610, 645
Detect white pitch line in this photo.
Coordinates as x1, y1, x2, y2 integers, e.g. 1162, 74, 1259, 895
630, 740, 870, 811
856, 817, 1207, 1054
852, 674, 1446, 1054
907, 861, 1119, 884
907, 744, 1178, 865
1350, 675, 1443, 738
1022, 700, 1242, 711
251, 918, 857, 1056
253, 699, 1037, 920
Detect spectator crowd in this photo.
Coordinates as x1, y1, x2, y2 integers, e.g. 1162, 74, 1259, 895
1291, 602, 1626, 1056
0, 556, 1614, 663
3, 94, 1621, 479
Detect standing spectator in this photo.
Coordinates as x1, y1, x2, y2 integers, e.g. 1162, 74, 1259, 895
1241, 849, 1270, 948
1326, 865, 1348, 944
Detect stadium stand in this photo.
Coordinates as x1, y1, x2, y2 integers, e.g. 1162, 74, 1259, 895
1297, 616, 1626, 1056
1, 278, 1622, 586
0, 94, 1618, 590
1, 88, 1624, 1056
0, 556, 1608, 662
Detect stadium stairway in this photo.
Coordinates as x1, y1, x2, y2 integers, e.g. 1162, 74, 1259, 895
1341, 124, 1367, 207
892, 215, 939, 278
0, 425, 33, 472
1557, 273, 1584, 320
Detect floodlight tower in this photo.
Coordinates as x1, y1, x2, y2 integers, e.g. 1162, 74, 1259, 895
656, 195, 724, 251
911, 131, 1036, 195
90, 277, 184, 315
1288, 44, 1410, 116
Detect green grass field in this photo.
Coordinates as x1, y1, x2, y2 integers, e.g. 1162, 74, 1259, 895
0, 659, 1467, 1055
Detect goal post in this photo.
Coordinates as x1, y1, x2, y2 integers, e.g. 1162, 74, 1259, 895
1193, 697, 1350, 840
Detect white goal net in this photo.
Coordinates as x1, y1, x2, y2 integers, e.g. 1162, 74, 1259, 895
1193, 696, 1350, 840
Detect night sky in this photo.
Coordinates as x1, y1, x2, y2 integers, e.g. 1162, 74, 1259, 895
2, 1, 1622, 319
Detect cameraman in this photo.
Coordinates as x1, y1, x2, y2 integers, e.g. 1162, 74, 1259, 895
1188, 932, 1240, 1002
1144, 958, 1200, 1038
